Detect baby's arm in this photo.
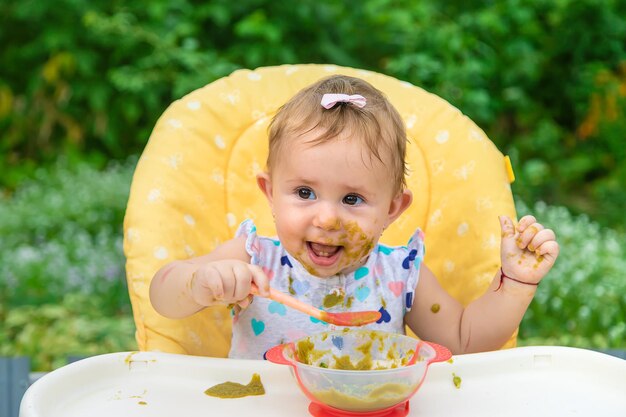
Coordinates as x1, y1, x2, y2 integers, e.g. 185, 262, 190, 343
405, 215, 559, 354
149, 237, 271, 319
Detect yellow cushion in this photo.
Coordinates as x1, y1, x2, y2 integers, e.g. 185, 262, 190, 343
123, 64, 517, 356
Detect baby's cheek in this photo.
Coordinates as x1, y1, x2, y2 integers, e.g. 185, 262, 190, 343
352, 234, 376, 251
345, 236, 376, 265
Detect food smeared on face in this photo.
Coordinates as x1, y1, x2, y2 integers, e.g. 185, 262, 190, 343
430, 303, 440, 313
297, 220, 376, 277
339, 221, 375, 270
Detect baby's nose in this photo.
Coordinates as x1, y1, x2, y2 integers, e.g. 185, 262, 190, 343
313, 203, 342, 231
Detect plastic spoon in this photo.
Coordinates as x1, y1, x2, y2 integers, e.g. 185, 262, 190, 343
250, 284, 381, 326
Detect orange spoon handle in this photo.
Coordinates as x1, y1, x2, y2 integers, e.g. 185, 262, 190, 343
250, 284, 324, 321
250, 283, 380, 326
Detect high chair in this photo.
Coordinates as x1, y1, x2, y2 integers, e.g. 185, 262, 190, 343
123, 64, 517, 357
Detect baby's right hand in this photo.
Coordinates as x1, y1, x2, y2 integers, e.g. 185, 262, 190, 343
189, 260, 270, 308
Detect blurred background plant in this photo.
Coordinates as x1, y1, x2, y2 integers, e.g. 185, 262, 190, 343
516, 200, 626, 349
1, 0, 625, 370
0, 160, 137, 370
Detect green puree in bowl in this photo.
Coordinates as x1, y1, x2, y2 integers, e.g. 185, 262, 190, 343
313, 382, 415, 412
296, 331, 414, 370
332, 352, 374, 370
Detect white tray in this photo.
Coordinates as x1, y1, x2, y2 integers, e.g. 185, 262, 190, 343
20, 346, 626, 416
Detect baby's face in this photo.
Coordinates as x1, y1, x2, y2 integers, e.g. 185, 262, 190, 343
263, 131, 399, 277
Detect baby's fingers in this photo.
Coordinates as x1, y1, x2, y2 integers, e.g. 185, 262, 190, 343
499, 215, 516, 238
516, 215, 537, 233
230, 262, 255, 301
191, 266, 225, 305
528, 229, 556, 252
237, 294, 254, 310
536, 240, 560, 260
248, 264, 271, 297
517, 222, 544, 249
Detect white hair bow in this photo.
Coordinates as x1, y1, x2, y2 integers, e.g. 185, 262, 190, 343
320, 93, 367, 109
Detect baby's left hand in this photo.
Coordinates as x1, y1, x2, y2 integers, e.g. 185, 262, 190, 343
499, 215, 559, 284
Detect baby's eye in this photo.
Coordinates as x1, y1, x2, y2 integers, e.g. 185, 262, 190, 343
343, 194, 364, 206
297, 187, 316, 200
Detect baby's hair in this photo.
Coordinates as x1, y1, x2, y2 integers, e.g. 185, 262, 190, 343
267, 75, 408, 193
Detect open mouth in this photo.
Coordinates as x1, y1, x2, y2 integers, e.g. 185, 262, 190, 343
307, 242, 343, 267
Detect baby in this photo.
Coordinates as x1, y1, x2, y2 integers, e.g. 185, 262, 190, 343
150, 75, 559, 358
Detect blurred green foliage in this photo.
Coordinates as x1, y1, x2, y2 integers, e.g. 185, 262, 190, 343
1, 0, 625, 368
1, 0, 626, 229
1, 162, 625, 370
0, 294, 135, 371
0, 158, 134, 311
518, 200, 626, 348
0, 160, 137, 370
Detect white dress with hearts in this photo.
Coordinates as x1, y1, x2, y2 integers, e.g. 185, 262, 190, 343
228, 219, 424, 359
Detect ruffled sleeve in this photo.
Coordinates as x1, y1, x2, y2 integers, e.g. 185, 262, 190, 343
235, 219, 261, 265
404, 228, 425, 312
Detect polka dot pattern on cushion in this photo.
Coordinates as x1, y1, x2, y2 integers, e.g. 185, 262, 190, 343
123, 64, 517, 356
